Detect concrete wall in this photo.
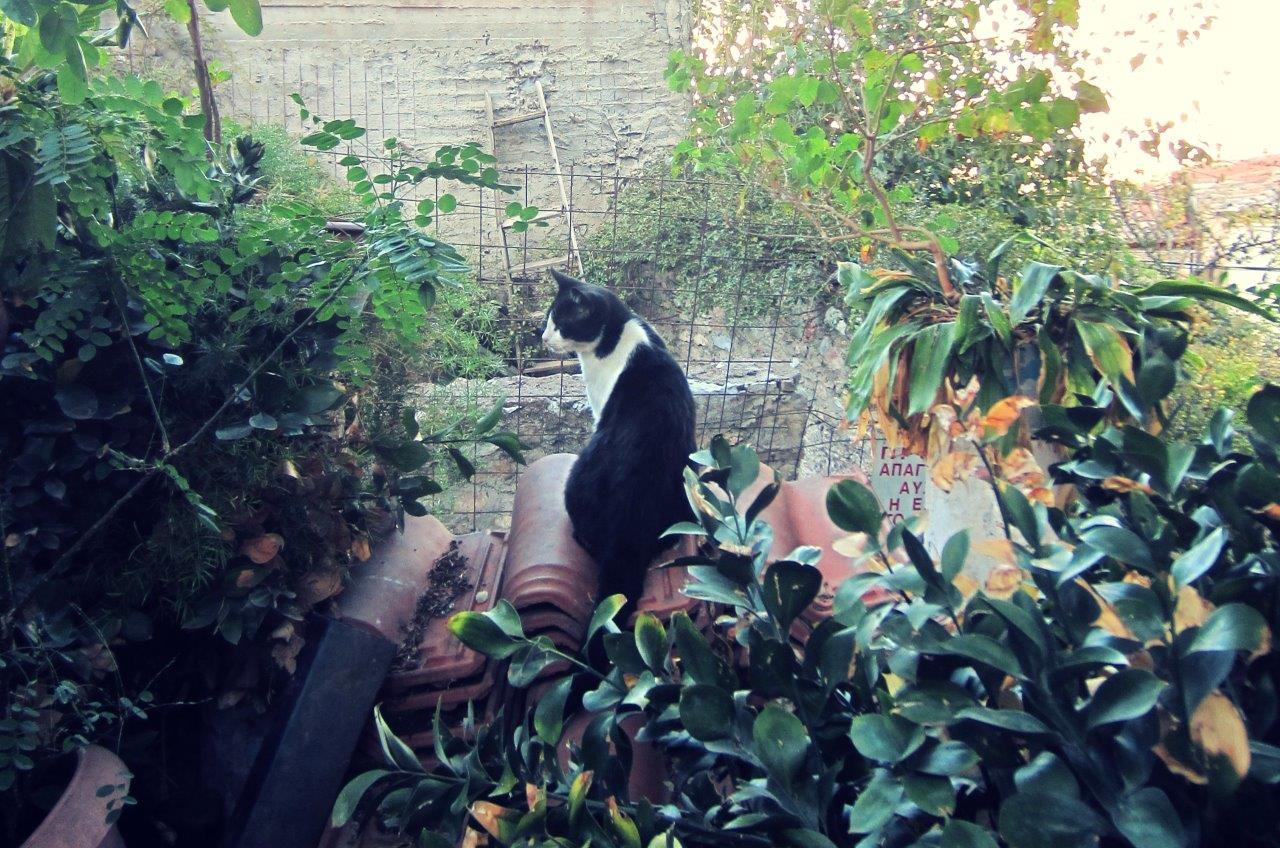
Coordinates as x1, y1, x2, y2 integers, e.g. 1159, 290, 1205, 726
188, 0, 691, 173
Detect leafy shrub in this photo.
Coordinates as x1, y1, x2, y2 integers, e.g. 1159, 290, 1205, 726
0, 24, 531, 841
1169, 312, 1280, 445
342, 363, 1280, 847
579, 162, 830, 320
841, 248, 1273, 455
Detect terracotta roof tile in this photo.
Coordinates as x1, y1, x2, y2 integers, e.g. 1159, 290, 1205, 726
354, 452, 885, 786
334, 514, 454, 642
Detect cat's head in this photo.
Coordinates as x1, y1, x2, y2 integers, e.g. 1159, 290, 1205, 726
542, 269, 627, 355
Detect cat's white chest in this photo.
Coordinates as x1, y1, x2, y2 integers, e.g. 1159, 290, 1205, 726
578, 320, 648, 427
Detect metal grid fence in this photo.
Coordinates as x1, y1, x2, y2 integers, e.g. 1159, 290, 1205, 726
119, 30, 861, 532
366, 161, 858, 532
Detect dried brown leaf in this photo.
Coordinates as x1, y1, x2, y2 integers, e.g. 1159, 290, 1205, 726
240, 533, 284, 564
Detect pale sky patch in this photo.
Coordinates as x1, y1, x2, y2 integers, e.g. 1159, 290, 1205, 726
1076, 0, 1280, 180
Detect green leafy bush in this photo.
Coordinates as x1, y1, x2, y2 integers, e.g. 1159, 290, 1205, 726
342, 365, 1280, 847
579, 162, 830, 320
840, 248, 1272, 451
0, 20, 531, 840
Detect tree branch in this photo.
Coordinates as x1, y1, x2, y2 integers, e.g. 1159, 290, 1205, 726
186, 0, 221, 146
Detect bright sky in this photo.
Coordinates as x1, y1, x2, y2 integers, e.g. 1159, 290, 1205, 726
1075, 0, 1280, 180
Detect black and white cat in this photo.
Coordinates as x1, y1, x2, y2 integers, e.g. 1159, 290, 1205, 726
542, 269, 696, 605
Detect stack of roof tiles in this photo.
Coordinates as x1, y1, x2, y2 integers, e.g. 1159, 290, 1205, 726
339, 453, 876, 774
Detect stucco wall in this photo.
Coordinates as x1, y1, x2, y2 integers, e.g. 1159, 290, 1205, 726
188, 0, 691, 173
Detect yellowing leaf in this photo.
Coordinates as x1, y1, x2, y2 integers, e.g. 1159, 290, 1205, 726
1173, 584, 1214, 633
982, 396, 1035, 437
950, 376, 981, 408
972, 538, 1017, 565
1077, 579, 1136, 640
833, 532, 871, 558
1103, 476, 1155, 495
470, 801, 516, 839
983, 563, 1025, 599
953, 572, 979, 600
1154, 692, 1251, 788
240, 533, 284, 564
295, 567, 344, 606
931, 451, 979, 492
1024, 486, 1054, 506
271, 636, 305, 674
350, 537, 372, 562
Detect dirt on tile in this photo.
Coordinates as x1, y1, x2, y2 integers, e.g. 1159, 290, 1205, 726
391, 539, 472, 672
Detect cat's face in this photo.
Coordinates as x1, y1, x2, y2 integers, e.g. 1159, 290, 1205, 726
543, 271, 607, 355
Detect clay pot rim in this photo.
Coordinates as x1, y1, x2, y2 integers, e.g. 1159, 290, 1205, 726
21, 744, 130, 848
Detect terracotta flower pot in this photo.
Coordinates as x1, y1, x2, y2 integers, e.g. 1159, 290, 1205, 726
21, 745, 131, 848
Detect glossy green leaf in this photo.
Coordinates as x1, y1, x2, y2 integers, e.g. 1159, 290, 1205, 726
1137, 279, 1273, 321
763, 560, 823, 635
913, 740, 979, 776
999, 791, 1104, 848
446, 611, 522, 659
753, 704, 809, 786
294, 383, 345, 414
1014, 752, 1078, 797
1247, 384, 1280, 444
727, 441, 761, 496
1110, 787, 1186, 848
904, 772, 955, 816
1170, 527, 1227, 588
1086, 668, 1166, 729
930, 634, 1024, 679
908, 321, 957, 415
331, 769, 392, 826
1081, 525, 1154, 571
1009, 262, 1061, 327
0, 0, 37, 26
894, 680, 976, 725
374, 704, 424, 772
672, 612, 734, 690
847, 769, 902, 834
679, 684, 733, 741
954, 706, 1051, 736
533, 676, 573, 744
586, 594, 626, 643
227, 0, 264, 36
850, 714, 925, 763
1187, 603, 1269, 655
938, 820, 999, 848
827, 479, 882, 535
635, 613, 667, 673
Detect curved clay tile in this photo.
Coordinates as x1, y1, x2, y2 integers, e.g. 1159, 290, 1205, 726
335, 514, 455, 643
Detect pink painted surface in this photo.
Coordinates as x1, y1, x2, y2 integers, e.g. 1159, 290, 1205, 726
22, 746, 130, 848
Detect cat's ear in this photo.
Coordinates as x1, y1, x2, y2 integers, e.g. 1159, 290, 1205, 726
551, 268, 586, 303
550, 268, 584, 291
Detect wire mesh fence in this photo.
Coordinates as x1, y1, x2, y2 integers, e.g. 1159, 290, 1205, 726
118, 25, 865, 533
130, 38, 1280, 535
372, 162, 862, 533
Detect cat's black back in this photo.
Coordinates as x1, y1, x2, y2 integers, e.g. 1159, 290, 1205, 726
543, 270, 696, 606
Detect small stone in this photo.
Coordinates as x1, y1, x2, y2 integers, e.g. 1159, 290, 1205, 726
711, 333, 732, 351
823, 305, 844, 331
475, 589, 490, 603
